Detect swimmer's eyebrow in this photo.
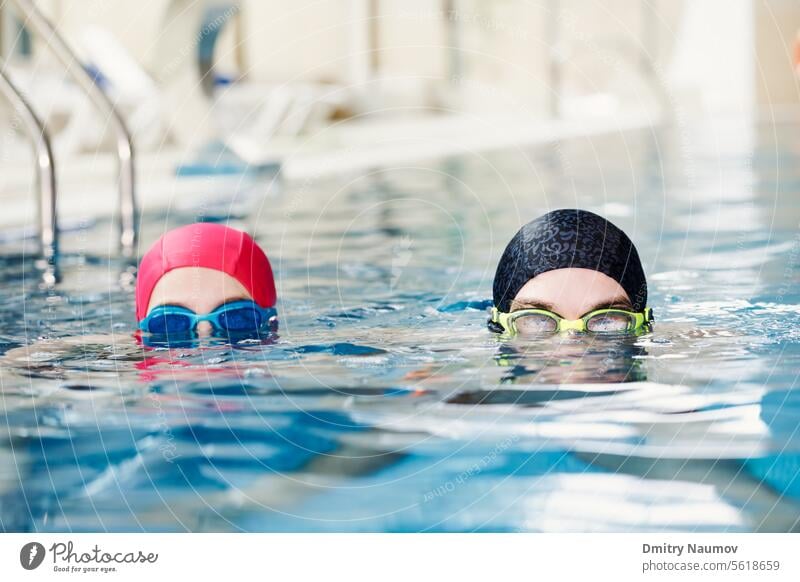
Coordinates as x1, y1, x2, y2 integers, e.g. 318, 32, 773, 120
151, 298, 252, 313
583, 296, 634, 313
211, 297, 252, 311
510, 299, 562, 316
152, 302, 193, 310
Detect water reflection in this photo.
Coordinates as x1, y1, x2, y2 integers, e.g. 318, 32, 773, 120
493, 335, 648, 386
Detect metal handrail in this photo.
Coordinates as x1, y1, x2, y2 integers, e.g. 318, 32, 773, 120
0, 67, 57, 271
9, 0, 137, 256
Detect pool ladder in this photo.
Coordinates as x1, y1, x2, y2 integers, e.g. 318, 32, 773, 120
0, 0, 138, 273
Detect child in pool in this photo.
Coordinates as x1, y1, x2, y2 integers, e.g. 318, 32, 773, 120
1, 223, 277, 382
489, 209, 653, 336
136, 222, 277, 338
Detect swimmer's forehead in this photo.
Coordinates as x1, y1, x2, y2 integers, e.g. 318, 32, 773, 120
147, 267, 252, 312
510, 268, 633, 315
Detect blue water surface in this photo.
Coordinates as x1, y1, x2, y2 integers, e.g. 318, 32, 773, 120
1, 118, 799, 532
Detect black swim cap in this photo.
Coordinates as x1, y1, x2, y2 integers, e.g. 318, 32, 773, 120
492, 209, 647, 312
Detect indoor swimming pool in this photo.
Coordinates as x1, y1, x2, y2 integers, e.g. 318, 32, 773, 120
1, 118, 799, 532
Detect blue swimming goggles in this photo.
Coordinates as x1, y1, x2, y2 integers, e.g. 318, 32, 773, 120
138, 300, 277, 336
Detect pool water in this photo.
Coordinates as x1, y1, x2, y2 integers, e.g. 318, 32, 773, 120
1, 118, 800, 532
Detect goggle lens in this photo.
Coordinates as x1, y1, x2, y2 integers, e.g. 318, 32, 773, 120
585, 312, 634, 333
513, 313, 559, 334
217, 306, 264, 331
146, 312, 193, 334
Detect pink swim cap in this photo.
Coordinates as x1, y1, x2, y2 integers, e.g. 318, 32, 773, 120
135, 223, 276, 320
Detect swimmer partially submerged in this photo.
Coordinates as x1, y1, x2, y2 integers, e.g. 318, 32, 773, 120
136, 223, 277, 339
490, 209, 652, 336
2, 223, 277, 383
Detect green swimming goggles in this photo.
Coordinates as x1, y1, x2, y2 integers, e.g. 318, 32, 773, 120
490, 306, 653, 336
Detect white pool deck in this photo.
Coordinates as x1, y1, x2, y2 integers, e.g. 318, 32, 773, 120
0, 109, 657, 236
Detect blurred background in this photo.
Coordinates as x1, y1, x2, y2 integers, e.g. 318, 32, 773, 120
0, 0, 799, 245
